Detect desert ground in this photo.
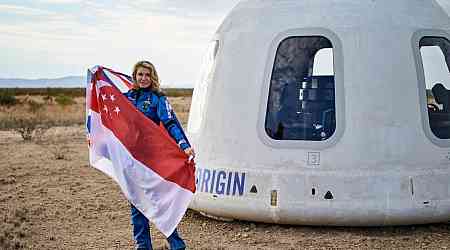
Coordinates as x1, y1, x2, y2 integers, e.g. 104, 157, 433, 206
1, 92, 449, 249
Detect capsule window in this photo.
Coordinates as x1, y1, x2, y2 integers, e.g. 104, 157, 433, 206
265, 36, 336, 141
420, 37, 450, 139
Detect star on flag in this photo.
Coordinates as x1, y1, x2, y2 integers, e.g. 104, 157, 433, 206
100, 91, 121, 118
113, 106, 120, 115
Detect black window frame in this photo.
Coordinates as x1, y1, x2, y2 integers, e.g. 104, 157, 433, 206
258, 28, 345, 150
412, 30, 450, 147
264, 36, 337, 141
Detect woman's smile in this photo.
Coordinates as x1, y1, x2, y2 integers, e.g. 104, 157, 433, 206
136, 67, 152, 88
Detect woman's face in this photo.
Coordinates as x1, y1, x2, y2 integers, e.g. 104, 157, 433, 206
136, 67, 152, 88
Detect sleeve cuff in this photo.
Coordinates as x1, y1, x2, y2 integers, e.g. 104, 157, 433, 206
178, 140, 189, 150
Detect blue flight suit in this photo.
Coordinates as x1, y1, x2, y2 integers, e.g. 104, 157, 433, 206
124, 87, 188, 250
125, 87, 190, 150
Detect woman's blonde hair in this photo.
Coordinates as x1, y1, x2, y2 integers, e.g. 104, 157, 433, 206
131, 60, 161, 92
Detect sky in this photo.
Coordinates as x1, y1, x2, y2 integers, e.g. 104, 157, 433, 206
0, 0, 240, 87
1, 0, 449, 88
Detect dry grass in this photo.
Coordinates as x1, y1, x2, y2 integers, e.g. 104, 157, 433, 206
0, 96, 85, 127
0, 93, 191, 161
0, 94, 191, 137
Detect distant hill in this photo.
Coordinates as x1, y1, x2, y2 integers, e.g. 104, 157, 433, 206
0, 76, 193, 88
0, 76, 86, 88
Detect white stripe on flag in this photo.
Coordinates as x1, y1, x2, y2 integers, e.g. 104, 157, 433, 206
88, 111, 192, 236
97, 80, 112, 89
104, 70, 131, 93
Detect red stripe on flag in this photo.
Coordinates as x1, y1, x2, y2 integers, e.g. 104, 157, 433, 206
90, 80, 100, 113
94, 83, 195, 193
95, 68, 111, 83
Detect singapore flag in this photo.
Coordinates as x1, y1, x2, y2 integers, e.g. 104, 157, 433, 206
85, 66, 195, 237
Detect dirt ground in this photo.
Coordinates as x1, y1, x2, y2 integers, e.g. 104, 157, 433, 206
1, 97, 450, 249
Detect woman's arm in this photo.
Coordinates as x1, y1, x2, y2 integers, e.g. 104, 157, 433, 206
157, 96, 191, 151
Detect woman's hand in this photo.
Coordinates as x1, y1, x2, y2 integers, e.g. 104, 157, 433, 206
184, 147, 196, 160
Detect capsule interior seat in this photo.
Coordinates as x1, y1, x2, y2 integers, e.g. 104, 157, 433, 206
430, 83, 450, 138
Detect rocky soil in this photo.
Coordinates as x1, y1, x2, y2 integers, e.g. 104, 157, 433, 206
0, 95, 449, 249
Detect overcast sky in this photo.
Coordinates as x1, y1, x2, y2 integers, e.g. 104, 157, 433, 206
0, 0, 240, 86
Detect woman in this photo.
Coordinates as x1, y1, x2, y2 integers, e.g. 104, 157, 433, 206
125, 60, 195, 250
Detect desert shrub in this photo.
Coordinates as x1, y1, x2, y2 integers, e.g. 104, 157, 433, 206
12, 117, 50, 141
4, 114, 54, 141
25, 99, 44, 114
47, 144, 70, 160
0, 91, 17, 106
43, 95, 53, 104
55, 94, 75, 106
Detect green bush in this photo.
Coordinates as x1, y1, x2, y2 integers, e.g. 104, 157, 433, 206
0, 91, 17, 106
0, 87, 84, 97
55, 94, 76, 106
